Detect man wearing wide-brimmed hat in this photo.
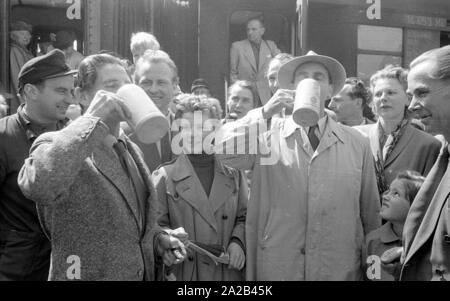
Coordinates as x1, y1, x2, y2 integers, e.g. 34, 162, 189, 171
0, 49, 77, 280
216, 50, 380, 280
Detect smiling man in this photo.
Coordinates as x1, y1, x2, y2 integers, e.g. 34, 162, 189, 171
0, 49, 76, 280
399, 45, 450, 281
132, 50, 178, 172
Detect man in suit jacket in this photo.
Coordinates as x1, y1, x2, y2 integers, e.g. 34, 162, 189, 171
397, 45, 450, 280
230, 18, 280, 107
17, 53, 186, 280
132, 50, 178, 172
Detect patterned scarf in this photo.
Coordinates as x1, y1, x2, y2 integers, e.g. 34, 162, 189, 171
375, 117, 410, 195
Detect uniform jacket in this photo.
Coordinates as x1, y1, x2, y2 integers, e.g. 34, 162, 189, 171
0, 107, 63, 280
355, 122, 441, 186
18, 116, 161, 281
216, 109, 381, 280
230, 39, 280, 106
400, 144, 450, 281
153, 154, 247, 281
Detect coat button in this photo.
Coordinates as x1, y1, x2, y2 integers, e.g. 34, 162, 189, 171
222, 214, 228, 220
188, 256, 194, 262
301, 248, 306, 255
444, 235, 450, 244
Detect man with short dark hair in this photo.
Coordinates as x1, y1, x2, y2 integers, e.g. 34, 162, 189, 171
0, 49, 77, 280
329, 77, 375, 126
230, 18, 280, 107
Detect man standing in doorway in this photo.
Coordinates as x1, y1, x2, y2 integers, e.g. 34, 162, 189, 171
230, 18, 280, 107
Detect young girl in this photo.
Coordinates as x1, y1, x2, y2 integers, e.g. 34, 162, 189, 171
364, 170, 425, 281
153, 95, 248, 281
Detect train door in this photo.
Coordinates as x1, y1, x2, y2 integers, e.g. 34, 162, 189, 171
198, 0, 296, 110
1, 0, 87, 114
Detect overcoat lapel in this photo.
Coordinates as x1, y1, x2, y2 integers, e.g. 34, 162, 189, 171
384, 124, 414, 168
91, 142, 142, 231
209, 159, 236, 213
171, 155, 218, 232
404, 164, 450, 264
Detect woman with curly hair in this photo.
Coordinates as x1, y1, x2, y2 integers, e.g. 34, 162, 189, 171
153, 95, 248, 280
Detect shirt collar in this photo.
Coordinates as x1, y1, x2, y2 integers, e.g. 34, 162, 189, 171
303, 115, 327, 136
249, 40, 262, 47
380, 222, 401, 244
17, 104, 63, 141
282, 114, 327, 138
282, 111, 348, 144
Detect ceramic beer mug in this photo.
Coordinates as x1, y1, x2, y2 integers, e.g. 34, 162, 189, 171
292, 78, 321, 127
117, 84, 169, 144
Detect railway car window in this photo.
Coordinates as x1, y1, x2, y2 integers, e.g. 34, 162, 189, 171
358, 25, 402, 52
357, 54, 402, 80
229, 10, 291, 53
10, 0, 85, 56
356, 25, 403, 81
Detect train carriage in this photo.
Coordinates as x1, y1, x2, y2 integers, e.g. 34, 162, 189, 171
1, 0, 449, 114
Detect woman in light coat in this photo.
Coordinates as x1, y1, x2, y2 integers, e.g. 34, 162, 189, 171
153, 95, 248, 281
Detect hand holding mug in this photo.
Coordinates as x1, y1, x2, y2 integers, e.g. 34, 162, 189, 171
262, 89, 295, 119
84, 90, 132, 131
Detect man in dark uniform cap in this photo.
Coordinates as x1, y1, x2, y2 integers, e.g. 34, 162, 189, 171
0, 49, 77, 280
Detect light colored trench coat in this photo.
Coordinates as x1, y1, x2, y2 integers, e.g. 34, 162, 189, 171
216, 108, 381, 281
152, 154, 248, 281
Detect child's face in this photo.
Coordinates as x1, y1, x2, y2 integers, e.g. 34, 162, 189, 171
380, 179, 411, 222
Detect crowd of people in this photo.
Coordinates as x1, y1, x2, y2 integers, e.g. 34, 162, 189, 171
0, 17, 450, 281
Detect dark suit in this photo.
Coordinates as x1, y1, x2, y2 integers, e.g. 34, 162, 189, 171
400, 143, 450, 280
18, 116, 161, 280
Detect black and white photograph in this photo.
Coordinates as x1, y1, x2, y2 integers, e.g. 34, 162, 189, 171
0, 0, 450, 287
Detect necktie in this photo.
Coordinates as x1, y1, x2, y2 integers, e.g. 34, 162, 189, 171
160, 132, 172, 164
113, 139, 147, 230
308, 125, 320, 151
